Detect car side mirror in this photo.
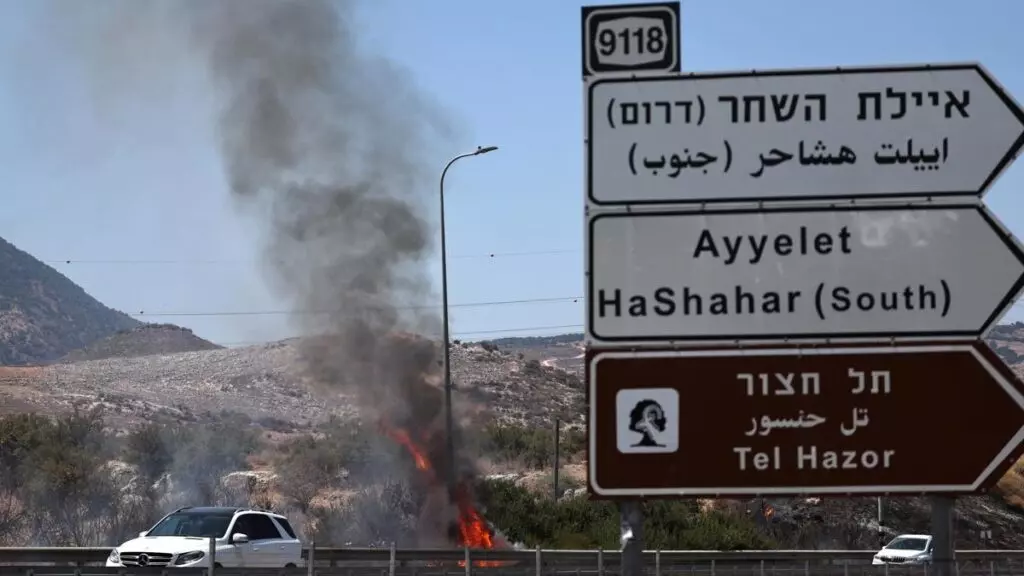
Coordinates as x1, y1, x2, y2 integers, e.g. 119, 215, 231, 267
232, 533, 249, 544
138, 531, 148, 538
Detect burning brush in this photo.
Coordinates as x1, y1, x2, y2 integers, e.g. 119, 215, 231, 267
379, 420, 510, 566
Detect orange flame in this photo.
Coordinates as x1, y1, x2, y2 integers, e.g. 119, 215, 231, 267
379, 420, 506, 567
385, 427, 432, 472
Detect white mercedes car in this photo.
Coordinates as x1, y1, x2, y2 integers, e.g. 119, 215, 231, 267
872, 534, 934, 565
106, 506, 302, 568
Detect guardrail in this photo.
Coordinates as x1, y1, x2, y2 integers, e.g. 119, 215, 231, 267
2, 547, 1024, 566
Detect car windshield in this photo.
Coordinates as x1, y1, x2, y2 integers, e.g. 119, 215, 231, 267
886, 537, 929, 551
145, 513, 233, 538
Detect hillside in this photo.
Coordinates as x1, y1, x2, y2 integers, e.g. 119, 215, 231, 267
4, 337, 1024, 548
0, 236, 140, 365
0, 339, 584, 430
59, 322, 223, 363
3, 336, 1024, 547
989, 322, 1024, 365
492, 326, 1024, 374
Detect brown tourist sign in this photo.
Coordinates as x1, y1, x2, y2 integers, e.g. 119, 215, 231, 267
587, 342, 1024, 497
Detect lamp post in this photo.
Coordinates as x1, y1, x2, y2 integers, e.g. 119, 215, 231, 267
440, 145, 498, 490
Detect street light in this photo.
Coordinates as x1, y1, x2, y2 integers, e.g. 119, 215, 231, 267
440, 145, 498, 490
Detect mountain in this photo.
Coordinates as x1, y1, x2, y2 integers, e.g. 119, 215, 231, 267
59, 323, 224, 363
0, 236, 141, 365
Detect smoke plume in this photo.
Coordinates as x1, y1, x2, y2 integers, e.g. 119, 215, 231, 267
46, 0, 471, 544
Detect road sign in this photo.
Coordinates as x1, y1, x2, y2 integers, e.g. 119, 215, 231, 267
587, 343, 1024, 497
581, 2, 680, 77
587, 203, 1024, 343
586, 63, 1024, 205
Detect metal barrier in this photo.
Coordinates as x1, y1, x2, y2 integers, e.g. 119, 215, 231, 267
2, 559, 1024, 576
2, 547, 1024, 567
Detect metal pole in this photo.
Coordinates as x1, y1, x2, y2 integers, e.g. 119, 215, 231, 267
878, 496, 885, 547
619, 501, 644, 576
207, 536, 216, 576
553, 417, 561, 501
440, 146, 498, 491
931, 495, 955, 576
307, 542, 315, 576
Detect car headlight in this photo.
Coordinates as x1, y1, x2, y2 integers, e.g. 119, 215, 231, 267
107, 550, 120, 564
174, 551, 206, 566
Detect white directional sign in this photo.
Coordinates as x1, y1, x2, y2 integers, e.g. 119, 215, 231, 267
587, 63, 1024, 205
586, 204, 1024, 343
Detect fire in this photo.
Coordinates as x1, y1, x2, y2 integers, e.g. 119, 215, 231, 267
385, 426, 432, 472
379, 420, 506, 567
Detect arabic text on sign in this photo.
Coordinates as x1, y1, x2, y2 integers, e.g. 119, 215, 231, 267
840, 408, 871, 437
632, 137, 951, 180
743, 406, 873, 438
744, 411, 827, 437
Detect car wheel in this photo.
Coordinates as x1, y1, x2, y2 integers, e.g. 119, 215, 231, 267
285, 563, 297, 568
214, 563, 223, 568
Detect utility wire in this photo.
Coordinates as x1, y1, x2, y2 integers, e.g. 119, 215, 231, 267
127, 295, 582, 318
44, 248, 580, 266
216, 323, 586, 347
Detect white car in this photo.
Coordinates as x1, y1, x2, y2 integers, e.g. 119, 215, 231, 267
872, 534, 934, 565
106, 506, 302, 568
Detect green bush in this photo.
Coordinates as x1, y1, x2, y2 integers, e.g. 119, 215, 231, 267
480, 423, 586, 469
476, 479, 775, 550
0, 409, 266, 545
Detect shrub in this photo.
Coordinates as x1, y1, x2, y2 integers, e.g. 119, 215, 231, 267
480, 423, 586, 468
522, 359, 543, 375
476, 479, 774, 550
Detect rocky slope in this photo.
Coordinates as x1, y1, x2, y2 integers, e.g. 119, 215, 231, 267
0, 236, 140, 365
0, 339, 585, 431
59, 323, 223, 363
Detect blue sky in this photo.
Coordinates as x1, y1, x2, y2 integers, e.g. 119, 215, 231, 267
0, 0, 1022, 346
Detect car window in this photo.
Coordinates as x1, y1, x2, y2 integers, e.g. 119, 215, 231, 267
147, 513, 232, 538
232, 514, 282, 541
274, 517, 297, 539
885, 537, 929, 551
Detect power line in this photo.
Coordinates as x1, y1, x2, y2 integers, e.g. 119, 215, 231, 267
44, 248, 580, 266
217, 323, 586, 347
128, 295, 582, 318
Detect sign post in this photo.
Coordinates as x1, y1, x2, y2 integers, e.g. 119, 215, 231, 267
582, 5, 682, 574
581, 7, 1024, 567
